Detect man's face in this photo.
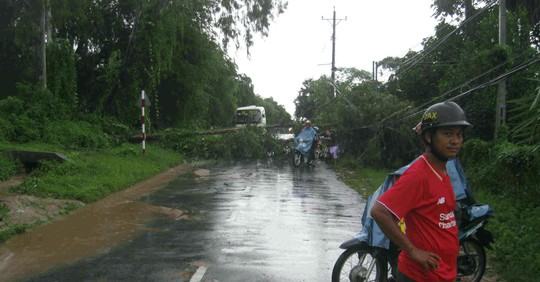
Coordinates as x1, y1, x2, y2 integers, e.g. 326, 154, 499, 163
430, 126, 464, 159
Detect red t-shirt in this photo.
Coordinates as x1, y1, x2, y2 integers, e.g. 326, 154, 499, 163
377, 155, 459, 282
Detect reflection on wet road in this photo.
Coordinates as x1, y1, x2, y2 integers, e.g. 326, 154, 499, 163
17, 162, 366, 281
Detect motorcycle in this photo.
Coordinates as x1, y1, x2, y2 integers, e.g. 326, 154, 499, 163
293, 128, 317, 167
331, 158, 494, 282
316, 136, 330, 161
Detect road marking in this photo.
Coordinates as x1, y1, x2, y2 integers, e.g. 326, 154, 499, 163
189, 266, 208, 282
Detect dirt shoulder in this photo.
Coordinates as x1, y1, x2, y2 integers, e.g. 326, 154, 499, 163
0, 164, 196, 281
0, 164, 194, 241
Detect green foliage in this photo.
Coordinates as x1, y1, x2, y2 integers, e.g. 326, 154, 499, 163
0, 117, 15, 142
259, 97, 292, 125
0, 93, 129, 148
99, 117, 132, 146
43, 120, 111, 149
333, 160, 389, 198
0, 0, 288, 133
509, 83, 540, 144
0, 224, 29, 243
379, 5, 538, 142
0, 155, 17, 181
462, 139, 540, 279
47, 39, 78, 118
223, 128, 265, 159
463, 139, 540, 198
0, 96, 39, 142
11, 143, 182, 203
159, 127, 281, 160
0, 203, 8, 221
294, 69, 416, 167
472, 189, 540, 281
460, 138, 491, 167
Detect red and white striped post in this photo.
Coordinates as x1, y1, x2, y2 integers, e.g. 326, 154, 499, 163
141, 90, 146, 154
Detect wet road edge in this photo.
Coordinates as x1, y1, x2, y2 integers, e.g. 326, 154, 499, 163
0, 164, 195, 282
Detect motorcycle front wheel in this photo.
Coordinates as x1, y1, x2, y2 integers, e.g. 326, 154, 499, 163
293, 152, 303, 167
331, 246, 387, 282
457, 239, 486, 282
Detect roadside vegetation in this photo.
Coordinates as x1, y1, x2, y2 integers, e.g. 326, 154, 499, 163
0, 154, 18, 181
461, 139, 540, 279
158, 127, 284, 161
1, 0, 540, 279
293, 2, 540, 280
0, 125, 286, 243
3, 143, 182, 203
0, 0, 292, 243
332, 157, 388, 198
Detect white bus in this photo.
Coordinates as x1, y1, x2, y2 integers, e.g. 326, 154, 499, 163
235, 105, 266, 127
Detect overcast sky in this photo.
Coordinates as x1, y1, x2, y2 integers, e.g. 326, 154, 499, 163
229, 0, 439, 117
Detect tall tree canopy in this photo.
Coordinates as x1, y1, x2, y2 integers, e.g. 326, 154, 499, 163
0, 0, 290, 130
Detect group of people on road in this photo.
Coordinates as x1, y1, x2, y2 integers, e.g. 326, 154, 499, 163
294, 119, 339, 164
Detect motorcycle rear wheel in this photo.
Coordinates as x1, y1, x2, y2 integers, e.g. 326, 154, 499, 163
331, 246, 387, 282
457, 239, 486, 282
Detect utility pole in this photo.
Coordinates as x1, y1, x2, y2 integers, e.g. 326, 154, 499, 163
331, 8, 336, 90
372, 61, 380, 81
323, 7, 346, 97
495, 0, 507, 137
40, 0, 49, 90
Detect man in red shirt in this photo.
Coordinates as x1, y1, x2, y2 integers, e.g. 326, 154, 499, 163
371, 101, 471, 282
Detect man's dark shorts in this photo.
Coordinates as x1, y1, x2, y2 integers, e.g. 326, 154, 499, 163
396, 270, 415, 282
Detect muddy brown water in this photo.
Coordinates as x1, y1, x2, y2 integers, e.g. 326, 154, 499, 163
0, 165, 192, 282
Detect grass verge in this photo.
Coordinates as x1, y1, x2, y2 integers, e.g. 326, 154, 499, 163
332, 158, 389, 198
4, 143, 183, 203
0, 224, 31, 242
471, 189, 539, 281
0, 142, 183, 242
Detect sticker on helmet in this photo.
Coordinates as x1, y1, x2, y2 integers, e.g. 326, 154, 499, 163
422, 111, 438, 122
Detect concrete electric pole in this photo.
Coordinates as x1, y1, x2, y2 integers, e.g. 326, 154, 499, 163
323, 7, 346, 97
495, 0, 507, 137
372, 61, 380, 81
41, 0, 48, 89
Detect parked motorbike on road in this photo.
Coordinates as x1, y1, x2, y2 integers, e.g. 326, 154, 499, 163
331, 159, 494, 282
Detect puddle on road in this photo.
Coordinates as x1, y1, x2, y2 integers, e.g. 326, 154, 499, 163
0, 201, 189, 281
0, 165, 191, 282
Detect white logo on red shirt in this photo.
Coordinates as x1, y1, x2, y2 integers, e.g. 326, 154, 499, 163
439, 211, 456, 229
437, 197, 446, 205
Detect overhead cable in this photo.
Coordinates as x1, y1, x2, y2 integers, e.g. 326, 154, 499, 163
397, 0, 498, 76
394, 55, 540, 124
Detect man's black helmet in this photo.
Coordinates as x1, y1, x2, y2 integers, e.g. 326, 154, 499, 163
420, 101, 471, 133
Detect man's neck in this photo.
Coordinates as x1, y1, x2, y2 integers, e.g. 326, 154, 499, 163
424, 151, 447, 174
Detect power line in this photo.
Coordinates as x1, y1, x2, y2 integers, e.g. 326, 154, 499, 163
399, 0, 497, 69
305, 55, 540, 134
381, 51, 534, 126
393, 55, 540, 124
338, 54, 540, 133
397, 1, 498, 76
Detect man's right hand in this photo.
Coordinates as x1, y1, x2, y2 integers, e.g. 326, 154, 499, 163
408, 247, 441, 271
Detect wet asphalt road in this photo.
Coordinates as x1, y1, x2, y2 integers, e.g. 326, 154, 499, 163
25, 161, 366, 282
